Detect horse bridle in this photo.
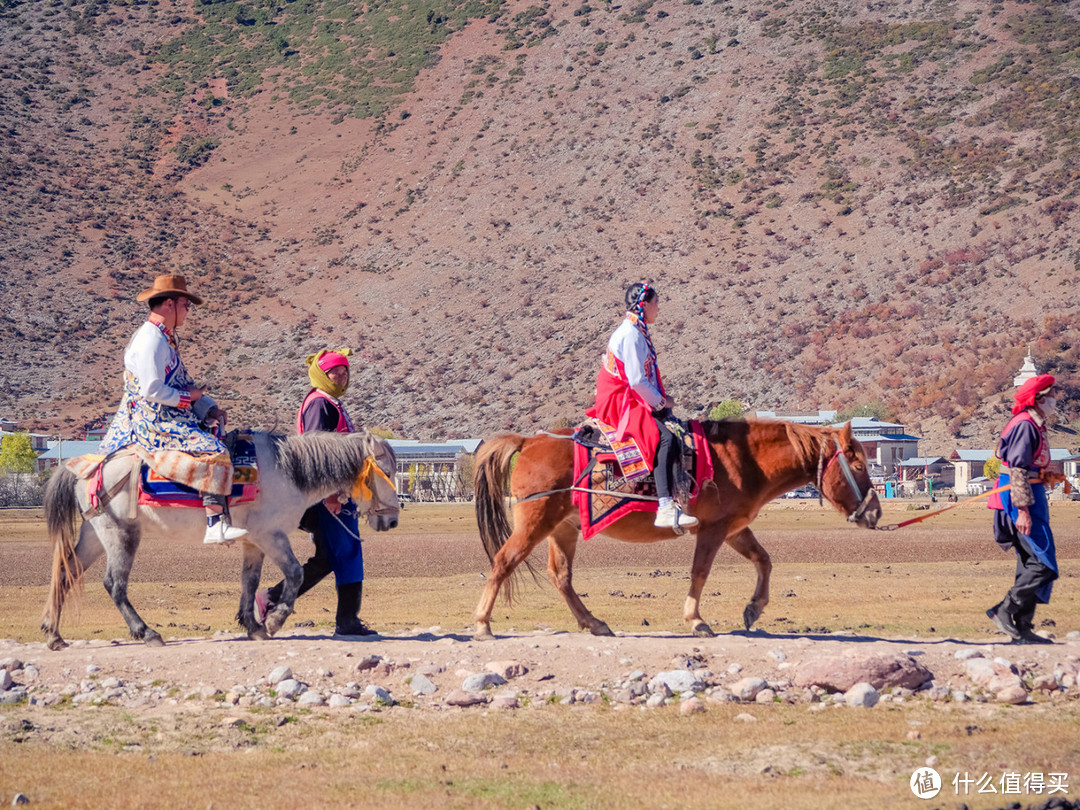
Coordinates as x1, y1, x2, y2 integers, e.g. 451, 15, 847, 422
817, 437, 876, 524
352, 454, 399, 518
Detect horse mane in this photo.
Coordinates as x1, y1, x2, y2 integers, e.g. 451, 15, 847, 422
701, 417, 829, 474
270, 429, 389, 494
781, 421, 831, 471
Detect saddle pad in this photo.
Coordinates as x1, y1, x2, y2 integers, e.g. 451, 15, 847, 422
138, 437, 259, 508
65, 453, 110, 480
592, 419, 650, 481
141, 448, 234, 496
138, 466, 257, 507
573, 420, 713, 540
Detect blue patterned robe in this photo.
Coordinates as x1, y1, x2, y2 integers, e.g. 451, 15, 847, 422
99, 320, 225, 456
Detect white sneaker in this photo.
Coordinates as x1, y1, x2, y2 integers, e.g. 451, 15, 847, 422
202, 518, 248, 544
654, 503, 699, 530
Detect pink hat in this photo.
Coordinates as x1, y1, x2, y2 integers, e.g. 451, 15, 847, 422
317, 351, 350, 372
1012, 373, 1055, 415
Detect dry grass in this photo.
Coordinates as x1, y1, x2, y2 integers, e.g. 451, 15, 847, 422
2, 701, 1078, 810
2, 504, 1079, 810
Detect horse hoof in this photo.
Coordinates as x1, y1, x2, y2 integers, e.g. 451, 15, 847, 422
144, 633, 165, 647
46, 636, 68, 652
265, 616, 285, 636
249, 626, 270, 641
692, 623, 716, 638
474, 625, 495, 641
743, 603, 763, 631
590, 623, 615, 637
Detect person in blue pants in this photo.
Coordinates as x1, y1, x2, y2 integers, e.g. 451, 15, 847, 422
986, 373, 1061, 645
257, 349, 372, 636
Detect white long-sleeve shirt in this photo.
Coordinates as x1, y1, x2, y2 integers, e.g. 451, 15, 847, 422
605, 317, 664, 409
124, 320, 215, 419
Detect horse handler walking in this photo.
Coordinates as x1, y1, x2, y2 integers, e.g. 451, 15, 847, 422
257, 349, 373, 636
986, 373, 1062, 644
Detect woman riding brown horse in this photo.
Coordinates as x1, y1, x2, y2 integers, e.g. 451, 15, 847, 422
473, 418, 881, 639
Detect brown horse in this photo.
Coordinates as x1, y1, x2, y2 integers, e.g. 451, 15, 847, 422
473, 419, 881, 639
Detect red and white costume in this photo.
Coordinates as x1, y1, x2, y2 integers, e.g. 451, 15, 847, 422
586, 313, 666, 469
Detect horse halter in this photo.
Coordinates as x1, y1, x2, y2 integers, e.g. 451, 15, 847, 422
351, 455, 398, 517
817, 437, 876, 524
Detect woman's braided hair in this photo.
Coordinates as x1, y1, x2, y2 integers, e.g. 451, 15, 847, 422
624, 282, 656, 321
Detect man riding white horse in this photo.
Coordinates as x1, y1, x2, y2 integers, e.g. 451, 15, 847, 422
97, 273, 246, 544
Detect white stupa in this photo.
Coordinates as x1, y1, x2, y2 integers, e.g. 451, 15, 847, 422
1013, 349, 1038, 387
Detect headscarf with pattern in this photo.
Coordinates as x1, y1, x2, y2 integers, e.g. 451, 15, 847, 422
306, 348, 352, 399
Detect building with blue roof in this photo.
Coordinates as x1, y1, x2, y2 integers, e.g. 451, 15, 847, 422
387, 439, 485, 502
898, 456, 954, 491
34, 440, 104, 473
831, 417, 921, 477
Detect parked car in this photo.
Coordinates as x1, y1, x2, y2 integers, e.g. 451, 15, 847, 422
784, 486, 818, 499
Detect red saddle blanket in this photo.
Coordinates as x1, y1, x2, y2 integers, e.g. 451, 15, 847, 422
137, 464, 258, 508
572, 420, 713, 540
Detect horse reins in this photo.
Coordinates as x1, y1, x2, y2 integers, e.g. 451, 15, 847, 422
872, 483, 1014, 531
818, 438, 1053, 531
327, 454, 398, 541
871, 475, 1067, 531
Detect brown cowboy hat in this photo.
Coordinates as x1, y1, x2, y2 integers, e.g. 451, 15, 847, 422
136, 274, 204, 306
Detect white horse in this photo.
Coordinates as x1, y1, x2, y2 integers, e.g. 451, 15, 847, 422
41, 430, 398, 650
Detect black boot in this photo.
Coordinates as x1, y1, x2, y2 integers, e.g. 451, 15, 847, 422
986, 600, 1021, 641
335, 582, 374, 636
1012, 603, 1054, 645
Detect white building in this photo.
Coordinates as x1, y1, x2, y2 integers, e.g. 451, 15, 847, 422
387, 439, 484, 502
899, 456, 954, 491
754, 410, 838, 426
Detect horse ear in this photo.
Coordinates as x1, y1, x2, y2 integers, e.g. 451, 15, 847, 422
840, 421, 853, 446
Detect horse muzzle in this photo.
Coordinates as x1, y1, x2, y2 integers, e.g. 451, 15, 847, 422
848, 489, 882, 529
369, 512, 398, 532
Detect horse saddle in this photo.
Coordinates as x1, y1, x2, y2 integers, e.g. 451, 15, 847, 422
67, 432, 261, 517
571, 418, 710, 540
572, 416, 697, 504
138, 431, 259, 507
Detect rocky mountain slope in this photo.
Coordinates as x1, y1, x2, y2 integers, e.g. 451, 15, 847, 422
1, 0, 1078, 453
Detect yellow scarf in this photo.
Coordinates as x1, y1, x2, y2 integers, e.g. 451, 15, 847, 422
306, 348, 352, 399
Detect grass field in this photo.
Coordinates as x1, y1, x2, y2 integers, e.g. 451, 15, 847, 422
1, 501, 1079, 810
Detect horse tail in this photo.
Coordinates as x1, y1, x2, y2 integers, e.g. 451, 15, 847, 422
42, 467, 85, 639
474, 433, 526, 567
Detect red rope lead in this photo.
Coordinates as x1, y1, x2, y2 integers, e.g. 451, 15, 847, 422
881, 472, 1070, 531
882, 483, 1011, 531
